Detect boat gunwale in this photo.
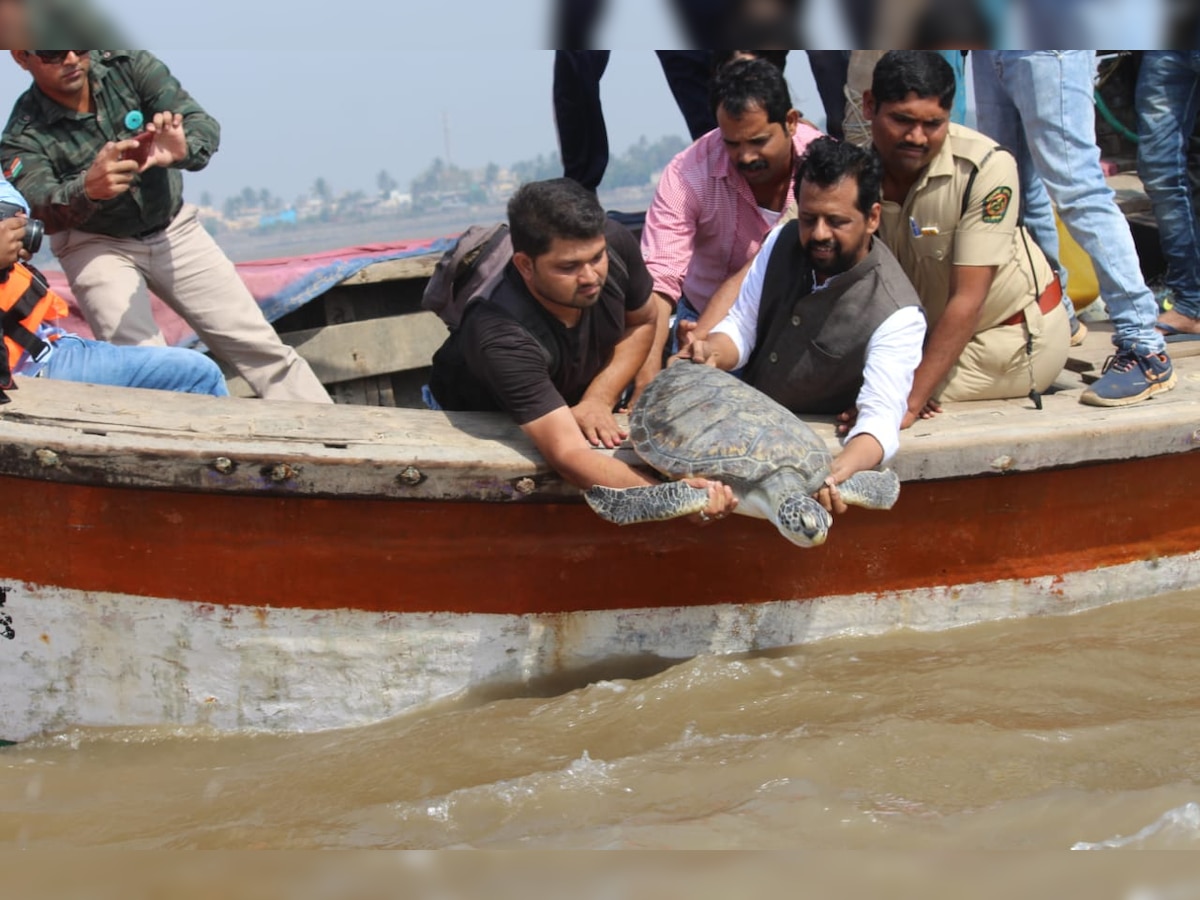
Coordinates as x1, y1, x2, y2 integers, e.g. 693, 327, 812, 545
0, 370, 1195, 502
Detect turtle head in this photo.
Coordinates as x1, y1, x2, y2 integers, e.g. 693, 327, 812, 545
774, 495, 832, 548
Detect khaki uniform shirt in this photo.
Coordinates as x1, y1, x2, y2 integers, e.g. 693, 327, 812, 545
878, 123, 1055, 331
1, 50, 220, 238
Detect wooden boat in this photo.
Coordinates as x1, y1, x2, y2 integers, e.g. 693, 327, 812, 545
2, 224, 1199, 744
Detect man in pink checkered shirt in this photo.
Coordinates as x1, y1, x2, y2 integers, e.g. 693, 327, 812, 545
635, 57, 823, 399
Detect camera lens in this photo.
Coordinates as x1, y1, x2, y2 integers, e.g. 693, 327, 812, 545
22, 219, 43, 256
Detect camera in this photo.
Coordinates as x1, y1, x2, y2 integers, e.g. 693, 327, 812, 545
0, 201, 44, 256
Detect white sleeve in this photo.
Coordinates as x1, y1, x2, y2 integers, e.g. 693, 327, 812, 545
846, 305, 927, 463
708, 222, 786, 369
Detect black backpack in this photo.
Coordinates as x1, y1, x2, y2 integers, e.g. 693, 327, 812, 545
422, 215, 635, 333
422, 223, 513, 331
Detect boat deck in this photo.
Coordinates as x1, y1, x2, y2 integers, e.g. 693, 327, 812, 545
0, 321, 1196, 502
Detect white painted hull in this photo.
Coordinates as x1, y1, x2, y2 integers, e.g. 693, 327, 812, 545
5, 550, 1197, 743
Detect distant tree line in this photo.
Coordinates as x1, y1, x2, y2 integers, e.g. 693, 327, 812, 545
601, 134, 688, 189
200, 133, 690, 218
409, 133, 689, 207
211, 186, 287, 221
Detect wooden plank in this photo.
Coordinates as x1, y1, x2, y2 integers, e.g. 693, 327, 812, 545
220, 299, 449, 400
280, 311, 448, 383
1, 353, 1198, 503
222, 369, 255, 399
1, 315, 1197, 501
376, 372, 397, 407
337, 253, 440, 287
0, 379, 531, 446
324, 291, 369, 404
1166, 337, 1200, 360
12, 323, 1200, 451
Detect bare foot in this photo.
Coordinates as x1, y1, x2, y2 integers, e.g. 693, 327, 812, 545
1156, 309, 1200, 335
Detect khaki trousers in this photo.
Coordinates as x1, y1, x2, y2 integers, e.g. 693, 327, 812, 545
939, 301, 1071, 402
52, 205, 332, 404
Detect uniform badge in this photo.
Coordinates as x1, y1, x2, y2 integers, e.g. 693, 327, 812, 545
4, 157, 22, 180
982, 186, 1012, 223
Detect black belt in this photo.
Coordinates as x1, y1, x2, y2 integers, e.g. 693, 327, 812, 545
128, 203, 183, 240
130, 222, 169, 240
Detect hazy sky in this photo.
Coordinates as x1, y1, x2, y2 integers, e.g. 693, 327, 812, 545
0, 1, 837, 205
0, 0, 1160, 207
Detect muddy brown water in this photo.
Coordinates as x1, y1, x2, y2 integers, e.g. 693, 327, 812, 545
4, 589, 1200, 854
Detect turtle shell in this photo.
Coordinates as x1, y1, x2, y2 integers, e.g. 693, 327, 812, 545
629, 363, 832, 491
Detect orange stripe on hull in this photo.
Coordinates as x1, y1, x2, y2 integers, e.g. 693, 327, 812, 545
8, 451, 1199, 615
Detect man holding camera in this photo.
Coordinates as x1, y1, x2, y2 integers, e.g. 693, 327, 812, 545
1, 49, 331, 403
0, 172, 228, 399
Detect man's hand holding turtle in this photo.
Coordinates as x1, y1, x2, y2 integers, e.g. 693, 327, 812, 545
684, 477, 737, 523
814, 474, 848, 515
676, 339, 721, 368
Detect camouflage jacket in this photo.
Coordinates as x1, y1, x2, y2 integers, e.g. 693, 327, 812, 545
0, 50, 220, 237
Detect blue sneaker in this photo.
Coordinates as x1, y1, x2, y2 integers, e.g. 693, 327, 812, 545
1080, 349, 1177, 407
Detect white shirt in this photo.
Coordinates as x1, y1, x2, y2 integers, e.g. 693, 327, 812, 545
758, 206, 783, 228
710, 224, 926, 463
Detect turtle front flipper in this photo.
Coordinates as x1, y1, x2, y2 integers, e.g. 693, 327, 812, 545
838, 469, 901, 510
585, 481, 710, 525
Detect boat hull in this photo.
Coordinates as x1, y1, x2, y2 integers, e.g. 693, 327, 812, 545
4, 451, 1199, 741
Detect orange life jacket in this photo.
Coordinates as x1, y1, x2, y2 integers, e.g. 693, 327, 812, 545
0, 262, 68, 373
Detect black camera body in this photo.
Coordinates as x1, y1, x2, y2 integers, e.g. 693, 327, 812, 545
0, 201, 44, 256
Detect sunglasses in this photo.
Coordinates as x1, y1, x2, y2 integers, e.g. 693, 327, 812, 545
31, 50, 87, 64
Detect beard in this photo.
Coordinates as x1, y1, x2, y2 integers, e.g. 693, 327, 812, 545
805, 240, 858, 278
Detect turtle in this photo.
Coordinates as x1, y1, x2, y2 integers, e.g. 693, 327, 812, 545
584, 362, 901, 547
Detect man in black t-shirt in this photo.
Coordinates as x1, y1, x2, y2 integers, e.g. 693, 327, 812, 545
429, 178, 735, 517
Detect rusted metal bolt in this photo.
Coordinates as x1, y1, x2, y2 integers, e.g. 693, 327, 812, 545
269, 463, 296, 483
398, 466, 423, 486
515, 477, 536, 495
212, 457, 234, 474
34, 448, 60, 468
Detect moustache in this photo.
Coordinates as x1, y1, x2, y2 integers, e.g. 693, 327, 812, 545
737, 160, 769, 172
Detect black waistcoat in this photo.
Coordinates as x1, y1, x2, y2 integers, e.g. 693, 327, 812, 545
744, 221, 921, 415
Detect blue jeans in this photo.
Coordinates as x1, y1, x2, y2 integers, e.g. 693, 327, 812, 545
668, 295, 701, 356
972, 51, 1163, 356
421, 384, 443, 411
40, 336, 229, 396
1137, 51, 1200, 321
1019, 0, 1165, 47
669, 295, 745, 379
937, 51, 968, 126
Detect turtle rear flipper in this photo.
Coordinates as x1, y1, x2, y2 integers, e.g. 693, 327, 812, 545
839, 469, 901, 510
585, 481, 710, 525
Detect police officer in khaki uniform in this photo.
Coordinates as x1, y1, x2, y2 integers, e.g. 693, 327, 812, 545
865, 51, 1069, 428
